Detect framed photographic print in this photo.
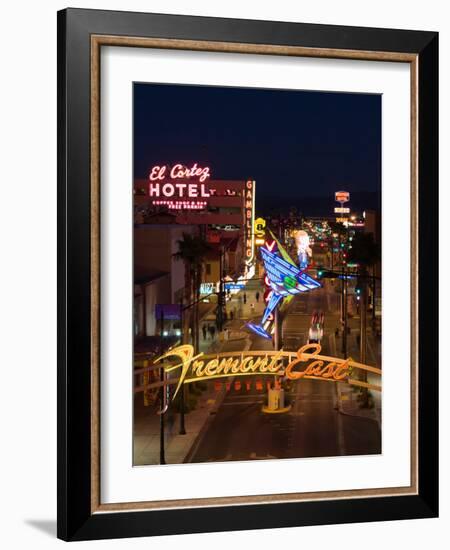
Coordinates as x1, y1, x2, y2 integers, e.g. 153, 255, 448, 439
57, 8, 438, 541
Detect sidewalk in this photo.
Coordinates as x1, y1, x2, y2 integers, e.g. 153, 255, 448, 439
133, 333, 251, 466
329, 330, 382, 428
225, 286, 266, 323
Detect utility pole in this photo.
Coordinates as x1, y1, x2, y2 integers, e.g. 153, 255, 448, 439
217, 245, 224, 332
159, 310, 166, 465
360, 270, 367, 366
371, 267, 376, 326
341, 265, 348, 357
179, 298, 186, 435
273, 308, 281, 351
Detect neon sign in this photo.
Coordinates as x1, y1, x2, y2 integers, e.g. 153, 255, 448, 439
293, 230, 312, 270
247, 234, 321, 339
334, 207, 350, 214
148, 163, 211, 210
254, 217, 266, 238
244, 180, 255, 266
152, 200, 208, 210
148, 183, 211, 198
145, 343, 381, 403
335, 190, 350, 203
149, 163, 211, 182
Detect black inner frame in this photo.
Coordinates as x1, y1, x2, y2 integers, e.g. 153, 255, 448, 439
57, 8, 438, 541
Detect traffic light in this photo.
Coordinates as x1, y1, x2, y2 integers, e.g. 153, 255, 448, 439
317, 267, 324, 278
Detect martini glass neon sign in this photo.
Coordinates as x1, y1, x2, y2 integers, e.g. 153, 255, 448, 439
247, 234, 321, 339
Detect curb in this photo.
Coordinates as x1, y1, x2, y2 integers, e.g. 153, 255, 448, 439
336, 393, 381, 429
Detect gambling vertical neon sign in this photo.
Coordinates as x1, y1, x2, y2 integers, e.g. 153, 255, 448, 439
244, 180, 255, 266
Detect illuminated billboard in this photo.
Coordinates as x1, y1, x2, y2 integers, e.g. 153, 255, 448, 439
335, 190, 350, 203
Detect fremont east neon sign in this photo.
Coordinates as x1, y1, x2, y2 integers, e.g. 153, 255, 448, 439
153, 343, 381, 398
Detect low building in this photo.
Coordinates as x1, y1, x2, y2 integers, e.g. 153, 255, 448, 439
134, 224, 197, 336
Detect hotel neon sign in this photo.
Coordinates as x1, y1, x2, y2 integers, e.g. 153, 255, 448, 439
148, 163, 211, 209
139, 343, 382, 405
150, 163, 211, 182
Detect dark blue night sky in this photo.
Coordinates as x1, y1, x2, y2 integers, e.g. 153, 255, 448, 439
133, 83, 381, 213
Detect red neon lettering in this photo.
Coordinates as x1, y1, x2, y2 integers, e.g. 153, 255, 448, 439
200, 184, 210, 197
162, 183, 175, 197
175, 183, 187, 196
188, 184, 198, 197
167, 163, 211, 182
148, 183, 160, 196
198, 167, 210, 182
150, 163, 211, 182
170, 164, 185, 179
149, 165, 166, 181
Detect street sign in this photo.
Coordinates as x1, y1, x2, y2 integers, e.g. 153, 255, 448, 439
155, 304, 182, 320
224, 282, 245, 290
334, 207, 350, 214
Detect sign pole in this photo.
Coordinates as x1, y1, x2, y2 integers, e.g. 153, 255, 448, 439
342, 265, 348, 357
159, 310, 166, 465
179, 298, 186, 435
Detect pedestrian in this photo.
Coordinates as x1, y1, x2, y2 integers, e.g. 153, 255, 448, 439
202, 324, 207, 340
243, 292, 247, 305
250, 302, 255, 314
255, 291, 260, 303
209, 325, 215, 340
167, 410, 175, 434
230, 310, 234, 321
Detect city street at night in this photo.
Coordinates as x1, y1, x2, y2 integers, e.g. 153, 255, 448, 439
186, 280, 381, 464
132, 81, 382, 467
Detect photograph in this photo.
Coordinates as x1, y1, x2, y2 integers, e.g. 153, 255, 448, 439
132, 82, 382, 467
54, 7, 439, 540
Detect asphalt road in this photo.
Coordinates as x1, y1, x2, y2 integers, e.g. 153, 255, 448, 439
187, 280, 381, 464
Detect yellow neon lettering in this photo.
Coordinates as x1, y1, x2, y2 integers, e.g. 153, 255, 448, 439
151, 344, 378, 396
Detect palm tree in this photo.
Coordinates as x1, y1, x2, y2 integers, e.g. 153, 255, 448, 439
173, 232, 211, 350
347, 232, 380, 406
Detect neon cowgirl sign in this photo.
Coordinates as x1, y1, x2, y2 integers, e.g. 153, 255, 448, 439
148, 163, 211, 210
